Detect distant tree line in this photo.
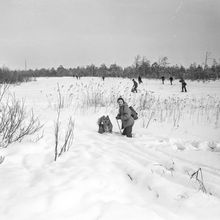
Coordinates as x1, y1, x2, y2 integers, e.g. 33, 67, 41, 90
0, 66, 33, 84
1, 56, 220, 83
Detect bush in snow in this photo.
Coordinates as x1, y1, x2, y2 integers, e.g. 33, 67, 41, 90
54, 116, 75, 161
0, 84, 42, 148
54, 84, 75, 161
190, 168, 207, 193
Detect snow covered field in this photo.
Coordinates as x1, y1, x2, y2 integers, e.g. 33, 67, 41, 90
0, 77, 220, 220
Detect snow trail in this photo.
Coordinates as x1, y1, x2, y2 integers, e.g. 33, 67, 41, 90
1, 77, 220, 219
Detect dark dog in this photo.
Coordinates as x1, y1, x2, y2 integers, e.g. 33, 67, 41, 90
97, 115, 113, 134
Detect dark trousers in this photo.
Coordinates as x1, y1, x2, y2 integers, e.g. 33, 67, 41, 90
182, 85, 187, 92
131, 85, 138, 93
122, 125, 133, 137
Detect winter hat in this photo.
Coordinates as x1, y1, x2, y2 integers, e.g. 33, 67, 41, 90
117, 97, 125, 103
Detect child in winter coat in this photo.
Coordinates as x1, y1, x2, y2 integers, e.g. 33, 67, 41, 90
116, 97, 134, 137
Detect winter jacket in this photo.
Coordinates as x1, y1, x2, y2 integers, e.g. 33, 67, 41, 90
116, 102, 134, 128
133, 80, 138, 88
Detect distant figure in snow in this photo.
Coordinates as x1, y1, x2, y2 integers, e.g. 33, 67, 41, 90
161, 76, 165, 84
138, 75, 143, 84
169, 76, 173, 85
131, 79, 138, 93
116, 97, 134, 138
102, 76, 105, 81
179, 78, 187, 92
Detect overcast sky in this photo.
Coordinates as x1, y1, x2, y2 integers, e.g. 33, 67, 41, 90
0, 0, 219, 70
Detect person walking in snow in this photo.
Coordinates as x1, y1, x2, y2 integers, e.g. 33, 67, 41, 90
161, 76, 165, 84
138, 75, 143, 84
116, 97, 134, 138
131, 79, 138, 93
169, 76, 173, 85
179, 78, 187, 92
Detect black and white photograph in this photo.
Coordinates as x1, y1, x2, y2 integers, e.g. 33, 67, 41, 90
0, 0, 220, 219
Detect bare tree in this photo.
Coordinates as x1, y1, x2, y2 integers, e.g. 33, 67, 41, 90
158, 56, 169, 68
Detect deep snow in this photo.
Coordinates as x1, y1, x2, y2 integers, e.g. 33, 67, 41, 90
0, 77, 220, 220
